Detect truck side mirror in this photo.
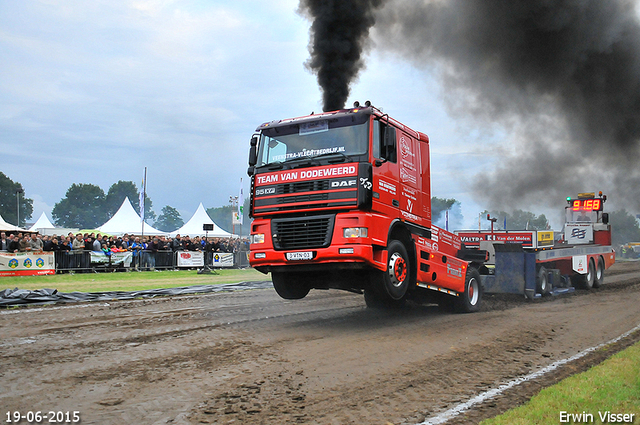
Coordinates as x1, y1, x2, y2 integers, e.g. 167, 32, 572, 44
602, 212, 609, 225
383, 126, 396, 162
248, 136, 258, 167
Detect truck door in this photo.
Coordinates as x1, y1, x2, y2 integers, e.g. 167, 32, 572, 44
372, 119, 399, 220
398, 133, 423, 228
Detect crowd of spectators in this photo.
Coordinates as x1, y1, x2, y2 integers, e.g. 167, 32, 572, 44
0, 231, 250, 254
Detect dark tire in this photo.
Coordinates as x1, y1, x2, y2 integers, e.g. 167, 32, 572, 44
537, 266, 550, 295
365, 240, 412, 308
594, 256, 605, 288
381, 240, 412, 301
272, 272, 310, 300
454, 267, 482, 313
573, 258, 596, 290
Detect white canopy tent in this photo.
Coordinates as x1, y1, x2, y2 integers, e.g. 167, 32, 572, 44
0, 214, 28, 233
97, 197, 165, 236
169, 203, 234, 238
29, 212, 56, 233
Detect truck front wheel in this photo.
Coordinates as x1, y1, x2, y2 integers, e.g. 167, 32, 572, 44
272, 272, 311, 300
382, 240, 411, 301
365, 240, 412, 308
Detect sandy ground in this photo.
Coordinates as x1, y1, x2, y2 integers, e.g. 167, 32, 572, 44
1, 261, 640, 425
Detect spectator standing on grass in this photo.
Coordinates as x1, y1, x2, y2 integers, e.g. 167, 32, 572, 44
147, 237, 160, 270
1, 232, 7, 251
60, 238, 71, 251
43, 236, 54, 251
45, 238, 59, 251
8, 234, 20, 253
101, 243, 112, 256
29, 233, 43, 251
19, 235, 31, 252
171, 234, 182, 251
130, 236, 145, 270
72, 233, 85, 250
92, 236, 101, 251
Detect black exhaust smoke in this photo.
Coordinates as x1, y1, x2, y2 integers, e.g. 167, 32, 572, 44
372, 0, 640, 210
299, 0, 385, 112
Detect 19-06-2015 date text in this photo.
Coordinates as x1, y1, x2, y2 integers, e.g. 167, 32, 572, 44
4, 411, 80, 423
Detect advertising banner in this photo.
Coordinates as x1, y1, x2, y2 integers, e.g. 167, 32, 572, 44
456, 231, 536, 248
90, 251, 133, 267
211, 252, 234, 267
565, 224, 594, 245
537, 231, 554, 247
176, 251, 204, 267
0, 252, 55, 276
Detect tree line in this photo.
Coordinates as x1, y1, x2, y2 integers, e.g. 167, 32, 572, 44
0, 172, 249, 233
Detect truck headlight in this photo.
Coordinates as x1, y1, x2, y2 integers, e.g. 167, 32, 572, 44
251, 233, 265, 244
343, 227, 368, 238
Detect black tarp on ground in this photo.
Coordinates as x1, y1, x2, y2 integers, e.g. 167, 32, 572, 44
0, 281, 273, 307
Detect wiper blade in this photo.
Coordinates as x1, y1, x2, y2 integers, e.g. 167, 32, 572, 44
261, 161, 283, 170
310, 151, 350, 163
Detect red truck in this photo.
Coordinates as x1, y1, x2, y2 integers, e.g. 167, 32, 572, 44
247, 105, 615, 310
247, 103, 485, 311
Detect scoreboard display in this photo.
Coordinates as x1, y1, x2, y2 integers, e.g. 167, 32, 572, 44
569, 198, 603, 212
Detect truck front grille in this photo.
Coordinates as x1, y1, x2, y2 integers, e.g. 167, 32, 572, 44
271, 215, 334, 250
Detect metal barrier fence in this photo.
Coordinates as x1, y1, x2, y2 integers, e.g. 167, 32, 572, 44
53, 250, 250, 273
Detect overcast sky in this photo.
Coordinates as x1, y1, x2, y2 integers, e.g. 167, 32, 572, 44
4, 0, 618, 230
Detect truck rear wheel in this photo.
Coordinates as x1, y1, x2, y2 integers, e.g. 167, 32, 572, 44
572, 258, 596, 290
272, 272, 311, 300
537, 266, 550, 295
454, 267, 482, 313
594, 256, 605, 288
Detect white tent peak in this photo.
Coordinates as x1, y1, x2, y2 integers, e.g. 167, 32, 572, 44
170, 203, 233, 238
29, 212, 56, 231
97, 197, 165, 236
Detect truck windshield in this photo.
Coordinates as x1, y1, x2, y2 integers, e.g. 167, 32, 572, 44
565, 208, 597, 223
256, 118, 369, 167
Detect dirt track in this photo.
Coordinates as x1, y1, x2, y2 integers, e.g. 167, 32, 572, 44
1, 261, 640, 425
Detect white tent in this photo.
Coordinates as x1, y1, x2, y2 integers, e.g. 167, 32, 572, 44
0, 214, 27, 233
97, 197, 165, 236
169, 203, 233, 238
29, 212, 56, 232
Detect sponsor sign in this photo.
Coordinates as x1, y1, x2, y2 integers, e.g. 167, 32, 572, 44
177, 251, 204, 267
255, 164, 357, 186
457, 231, 535, 248
0, 252, 55, 276
537, 231, 554, 247
90, 251, 133, 267
565, 223, 593, 245
211, 252, 234, 267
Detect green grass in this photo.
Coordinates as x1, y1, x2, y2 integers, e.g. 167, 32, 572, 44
0, 268, 270, 293
481, 341, 640, 425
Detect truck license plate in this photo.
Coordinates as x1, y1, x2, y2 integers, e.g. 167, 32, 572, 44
285, 251, 314, 261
